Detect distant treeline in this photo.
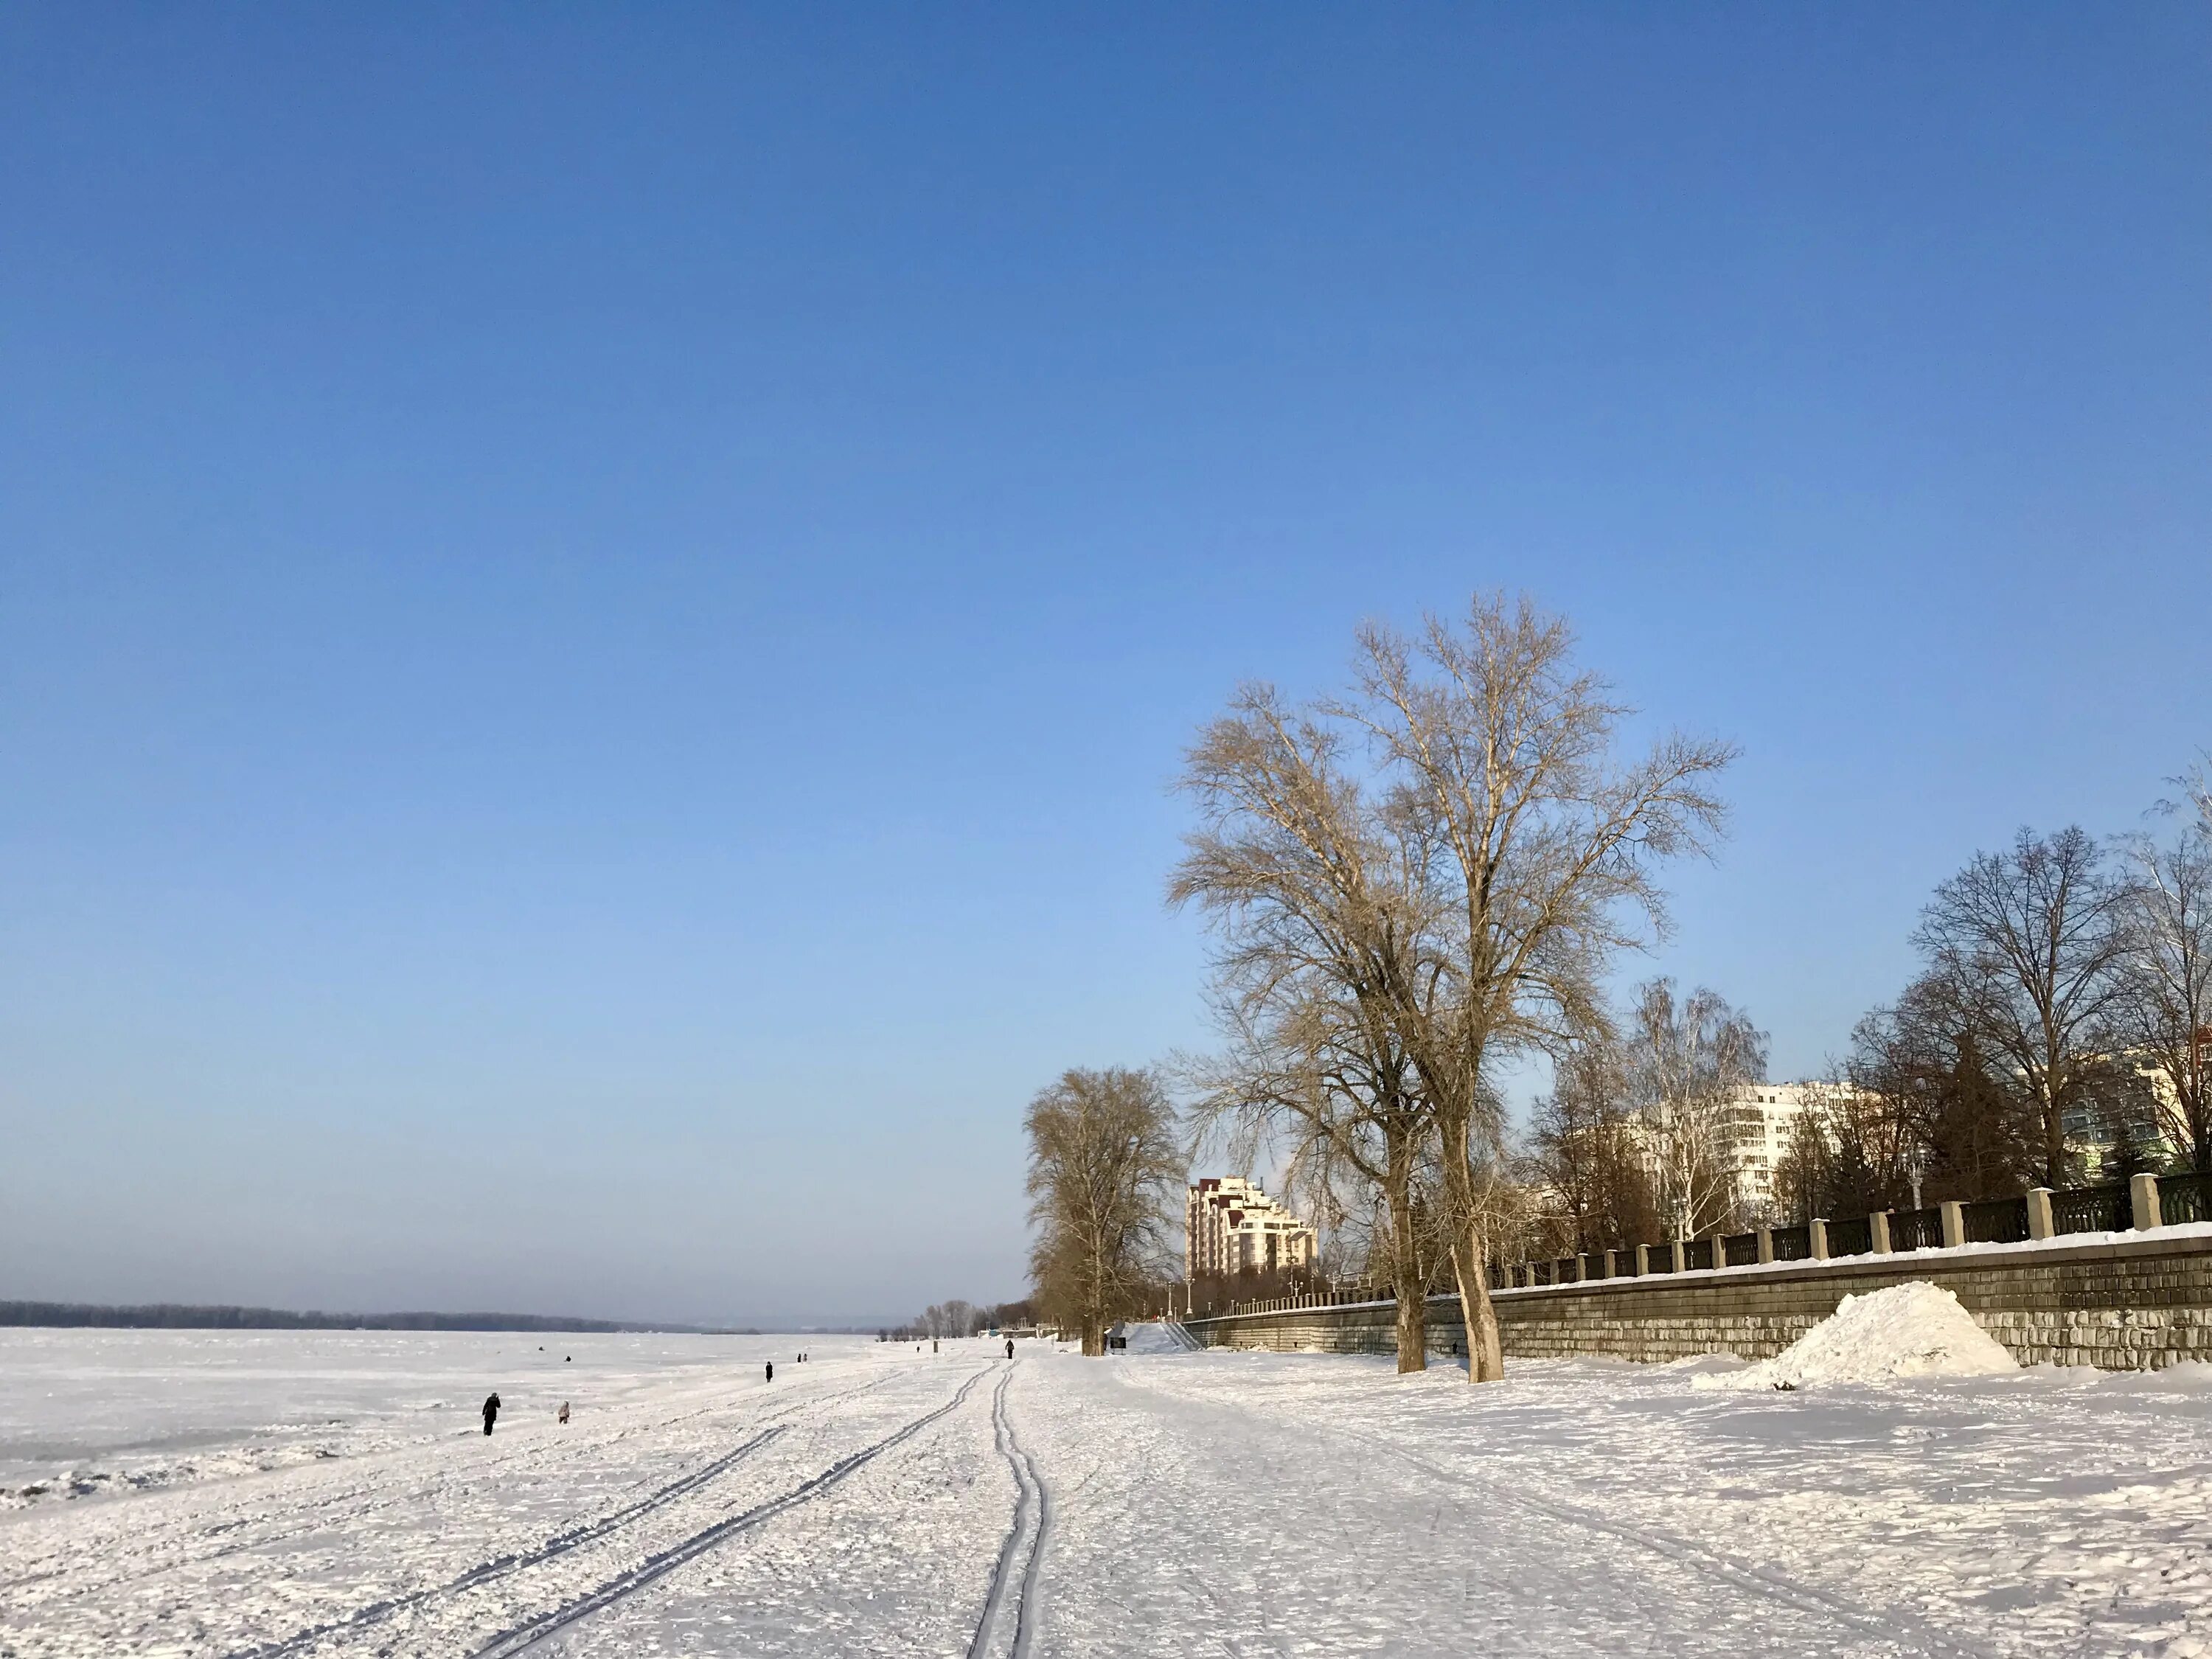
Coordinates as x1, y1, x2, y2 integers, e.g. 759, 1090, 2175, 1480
0, 1301, 753, 1334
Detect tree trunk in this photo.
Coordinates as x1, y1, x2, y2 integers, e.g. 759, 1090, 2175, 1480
1449, 1222, 1504, 1382
1441, 1109, 1505, 1382
1385, 1124, 1427, 1371
1081, 1318, 1104, 1357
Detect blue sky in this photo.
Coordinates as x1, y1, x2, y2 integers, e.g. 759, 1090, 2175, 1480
3, 6, 2206, 1326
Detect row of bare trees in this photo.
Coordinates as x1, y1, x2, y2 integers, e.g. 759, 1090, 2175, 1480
1775, 793, 2212, 1220
1523, 978, 1769, 1253
1171, 595, 1735, 1380
880, 1299, 1035, 1343
1523, 791, 2212, 1255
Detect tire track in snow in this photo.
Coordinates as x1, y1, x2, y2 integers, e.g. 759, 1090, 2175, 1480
221, 1426, 788, 1659
967, 1362, 1051, 1659
204, 1371, 903, 1659
463, 1364, 995, 1658
7, 1371, 900, 1612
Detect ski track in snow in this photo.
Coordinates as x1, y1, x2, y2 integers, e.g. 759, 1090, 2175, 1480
968, 1366, 1049, 1659
6, 1332, 2212, 1656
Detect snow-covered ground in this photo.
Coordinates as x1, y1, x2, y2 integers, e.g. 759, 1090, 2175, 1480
4, 1326, 2211, 1655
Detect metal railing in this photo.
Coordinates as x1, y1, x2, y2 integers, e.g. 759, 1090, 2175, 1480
2162, 1172, 2212, 1227
2051, 1180, 2129, 1236
1891, 1207, 1943, 1252
1963, 1196, 2030, 1244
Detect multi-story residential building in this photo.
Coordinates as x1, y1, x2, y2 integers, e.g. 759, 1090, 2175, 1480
1717, 1082, 1825, 1213
1185, 1177, 1316, 1280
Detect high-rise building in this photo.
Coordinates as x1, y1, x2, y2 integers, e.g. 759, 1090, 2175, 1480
1185, 1176, 1316, 1280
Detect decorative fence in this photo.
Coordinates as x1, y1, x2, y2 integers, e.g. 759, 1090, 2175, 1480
2165, 1173, 2212, 1227
1214, 1171, 2212, 1320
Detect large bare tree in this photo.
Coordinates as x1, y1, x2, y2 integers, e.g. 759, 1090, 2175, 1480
1173, 688, 1441, 1371
1344, 597, 1734, 1381
1912, 827, 2126, 1186
2112, 825, 2212, 1172
1025, 1067, 1183, 1356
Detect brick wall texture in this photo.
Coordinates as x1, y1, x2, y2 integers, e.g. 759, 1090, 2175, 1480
1186, 1234, 2212, 1371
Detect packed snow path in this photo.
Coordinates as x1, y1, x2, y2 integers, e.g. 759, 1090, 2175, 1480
5, 1336, 2212, 1656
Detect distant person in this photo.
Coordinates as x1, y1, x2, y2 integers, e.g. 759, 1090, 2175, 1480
765, 1360, 773, 1383
481, 1393, 501, 1436
557, 1401, 570, 1425
1005, 1338, 1014, 1360
932, 1338, 939, 1354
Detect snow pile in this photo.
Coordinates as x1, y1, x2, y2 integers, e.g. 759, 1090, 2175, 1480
1697, 1281, 2015, 1391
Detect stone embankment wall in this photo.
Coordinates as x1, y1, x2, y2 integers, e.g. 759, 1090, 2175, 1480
1184, 1231, 2212, 1371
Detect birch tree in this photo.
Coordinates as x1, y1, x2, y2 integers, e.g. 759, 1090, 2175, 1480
1621, 978, 1767, 1237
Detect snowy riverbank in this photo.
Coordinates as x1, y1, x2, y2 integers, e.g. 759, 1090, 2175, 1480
4, 1329, 2211, 1655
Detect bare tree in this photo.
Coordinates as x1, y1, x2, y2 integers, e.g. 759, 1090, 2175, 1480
1025, 1067, 1183, 1357
1172, 686, 1441, 1372
2161, 751, 2212, 840
1346, 596, 1735, 1381
1524, 1037, 1661, 1254
2112, 825, 2212, 1172
1912, 827, 2126, 1186
1617, 979, 1767, 1237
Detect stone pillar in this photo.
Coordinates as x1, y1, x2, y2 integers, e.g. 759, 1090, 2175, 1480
1869, 1211, 1892, 1253
2027, 1189, 2054, 1240
1602, 1249, 1619, 1279
1633, 1243, 1651, 1276
1809, 1217, 1830, 1259
2132, 1172, 2163, 1231
1669, 1239, 1688, 1274
1706, 1234, 1729, 1270
1756, 1228, 1775, 1264
1939, 1200, 1966, 1249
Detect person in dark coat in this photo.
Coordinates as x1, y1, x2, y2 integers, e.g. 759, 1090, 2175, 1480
481, 1393, 501, 1436
1005, 1338, 1015, 1360
765, 1360, 773, 1382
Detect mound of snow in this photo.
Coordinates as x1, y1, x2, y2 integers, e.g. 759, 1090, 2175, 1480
1696, 1281, 2014, 1391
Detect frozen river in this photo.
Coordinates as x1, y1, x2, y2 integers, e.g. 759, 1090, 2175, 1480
0, 1329, 836, 1498
4, 1328, 2212, 1655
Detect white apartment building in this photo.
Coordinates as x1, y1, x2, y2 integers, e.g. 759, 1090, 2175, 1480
1185, 1177, 1317, 1280
1717, 1082, 1824, 1213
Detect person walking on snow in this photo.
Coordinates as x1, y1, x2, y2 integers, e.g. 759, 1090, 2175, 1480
1005, 1338, 1014, 1360
557, 1401, 569, 1425
481, 1394, 501, 1436
765, 1360, 773, 1382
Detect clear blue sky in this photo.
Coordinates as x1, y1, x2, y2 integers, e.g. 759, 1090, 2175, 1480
3, 7, 2206, 1326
